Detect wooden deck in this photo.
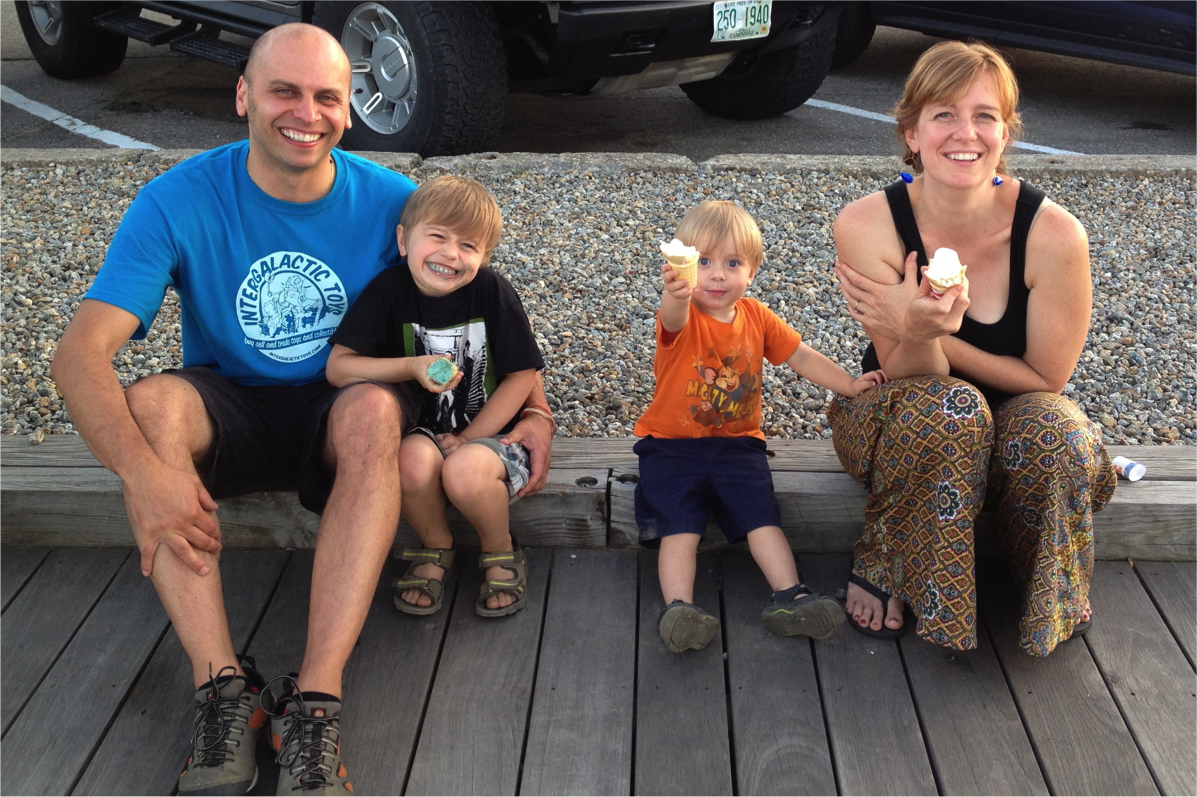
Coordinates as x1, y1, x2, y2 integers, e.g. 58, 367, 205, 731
2, 546, 1193, 796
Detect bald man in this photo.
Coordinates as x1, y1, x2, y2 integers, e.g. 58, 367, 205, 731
52, 23, 553, 796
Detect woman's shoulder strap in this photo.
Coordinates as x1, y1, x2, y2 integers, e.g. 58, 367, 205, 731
882, 180, 929, 267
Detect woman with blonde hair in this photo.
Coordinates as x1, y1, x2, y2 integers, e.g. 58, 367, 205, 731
830, 40, 1116, 656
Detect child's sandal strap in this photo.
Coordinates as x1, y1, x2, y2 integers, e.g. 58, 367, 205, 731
399, 547, 455, 569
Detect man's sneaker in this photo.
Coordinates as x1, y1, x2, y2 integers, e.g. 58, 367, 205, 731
262, 675, 354, 795
657, 599, 720, 653
761, 584, 846, 640
178, 660, 267, 795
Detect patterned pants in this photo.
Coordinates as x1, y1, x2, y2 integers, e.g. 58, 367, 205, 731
829, 376, 1117, 657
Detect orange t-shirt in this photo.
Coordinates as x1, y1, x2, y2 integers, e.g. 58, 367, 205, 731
633, 298, 802, 440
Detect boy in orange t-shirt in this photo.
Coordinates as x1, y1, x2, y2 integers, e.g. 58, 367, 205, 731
634, 201, 886, 653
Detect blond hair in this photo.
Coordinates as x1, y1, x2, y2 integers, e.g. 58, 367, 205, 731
894, 40, 1023, 174
674, 200, 763, 271
399, 175, 503, 257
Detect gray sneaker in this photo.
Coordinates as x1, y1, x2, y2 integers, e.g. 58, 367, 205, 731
658, 599, 720, 652
262, 676, 353, 795
178, 661, 266, 795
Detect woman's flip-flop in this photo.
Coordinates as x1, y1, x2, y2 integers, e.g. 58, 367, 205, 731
843, 573, 907, 639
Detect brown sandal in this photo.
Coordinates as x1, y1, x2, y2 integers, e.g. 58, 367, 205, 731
476, 541, 527, 618
392, 548, 455, 616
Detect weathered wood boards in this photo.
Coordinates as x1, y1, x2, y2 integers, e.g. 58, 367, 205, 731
0, 547, 1194, 797
3, 436, 1193, 557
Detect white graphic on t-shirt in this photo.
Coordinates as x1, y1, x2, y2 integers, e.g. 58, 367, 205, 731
236, 251, 347, 363
413, 320, 488, 434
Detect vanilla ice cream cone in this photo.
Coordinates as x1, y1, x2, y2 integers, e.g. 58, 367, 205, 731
926, 247, 967, 297
660, 238, 699, 289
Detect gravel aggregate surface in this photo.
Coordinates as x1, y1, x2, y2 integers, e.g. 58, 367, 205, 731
2, 150, 1193, 446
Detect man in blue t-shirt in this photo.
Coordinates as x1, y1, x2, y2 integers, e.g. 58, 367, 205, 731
50, 23, 554, 796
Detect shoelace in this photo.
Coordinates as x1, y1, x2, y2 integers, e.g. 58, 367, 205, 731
273, 691, 341, 791
191, 665, 247, 768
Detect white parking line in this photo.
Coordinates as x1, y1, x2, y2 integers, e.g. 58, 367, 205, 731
1, 85, 159, 151
806, 98, 1084, 156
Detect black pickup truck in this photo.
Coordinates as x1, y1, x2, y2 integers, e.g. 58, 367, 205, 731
16, 0, 842, 156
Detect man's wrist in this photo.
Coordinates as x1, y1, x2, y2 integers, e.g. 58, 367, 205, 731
520, 405, 557, 436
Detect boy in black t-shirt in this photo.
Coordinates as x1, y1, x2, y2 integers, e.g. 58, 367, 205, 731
327, 176, 545, 618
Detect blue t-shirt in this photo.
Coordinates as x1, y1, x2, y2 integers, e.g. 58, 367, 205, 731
87, 141, 416, 386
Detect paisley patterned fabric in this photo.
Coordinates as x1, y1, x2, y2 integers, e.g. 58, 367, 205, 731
830, 376, 1116, 656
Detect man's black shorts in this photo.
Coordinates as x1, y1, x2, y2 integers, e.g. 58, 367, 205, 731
169, 367, 418, 513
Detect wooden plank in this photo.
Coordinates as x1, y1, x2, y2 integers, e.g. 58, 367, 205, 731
10, 435, 1189, 479
1091, 480, 1197, 561
72, 550, 291, 796
399, 467, 609, 550
1, 435, 104, 467
1135, 560, 1196, 666
1, 546, 49, 611
900, 617, 1048, 795
0, 555, 170, 796
721, 550, 836, 796
405, 548, 550, 796
635, 550, 733, 795
1086, 561, 1196, 796
243, 550, 315, 688
522, 550, 637, 795
1, 547, 130, 734
802, 554, 938, 796
1, 465, 609, 550
979, 560, 1158, 796
337, 554, 459, 796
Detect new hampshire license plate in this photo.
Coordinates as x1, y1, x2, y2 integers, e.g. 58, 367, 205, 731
711, 0, 772, 42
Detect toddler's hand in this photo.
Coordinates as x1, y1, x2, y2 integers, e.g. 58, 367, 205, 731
849, 369, 888, 397
435, 432, 466, 455
661, 263, 693, 301
411, 355, 462, 393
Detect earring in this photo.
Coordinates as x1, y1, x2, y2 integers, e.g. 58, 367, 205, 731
993, 176, 1004, 186
900, 171, 914, 183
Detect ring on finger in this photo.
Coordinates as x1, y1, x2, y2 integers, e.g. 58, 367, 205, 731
854, 300, 861, 312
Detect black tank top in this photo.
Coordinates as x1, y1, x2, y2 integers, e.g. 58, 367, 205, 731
860, 180, 1047, 407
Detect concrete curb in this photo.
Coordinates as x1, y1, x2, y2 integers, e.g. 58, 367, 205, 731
2, 148, 1194, 178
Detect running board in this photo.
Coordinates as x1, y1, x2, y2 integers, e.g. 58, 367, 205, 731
170, 31, 250, 70
92, 8, 194, 45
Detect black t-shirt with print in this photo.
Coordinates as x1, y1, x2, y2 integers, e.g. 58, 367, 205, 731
330, 265, 544, 435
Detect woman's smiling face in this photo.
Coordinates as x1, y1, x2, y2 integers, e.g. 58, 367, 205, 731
905, 71, 1010, 187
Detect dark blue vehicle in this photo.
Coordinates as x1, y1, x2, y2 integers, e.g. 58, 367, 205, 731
833, 1, 1196, 74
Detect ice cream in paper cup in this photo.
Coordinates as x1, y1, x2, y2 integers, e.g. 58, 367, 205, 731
660, 238, 699, 289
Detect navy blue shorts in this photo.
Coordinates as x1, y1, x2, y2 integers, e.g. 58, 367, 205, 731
633, 436, 781, 548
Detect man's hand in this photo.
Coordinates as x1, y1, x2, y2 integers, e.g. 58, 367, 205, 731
501, 411, 554, 497
123, 462, 222, 577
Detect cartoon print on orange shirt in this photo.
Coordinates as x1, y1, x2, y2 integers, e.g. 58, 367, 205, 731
686, 345, 761, 434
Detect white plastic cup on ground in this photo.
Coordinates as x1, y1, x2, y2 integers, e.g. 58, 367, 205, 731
1111, 456, 1146, 481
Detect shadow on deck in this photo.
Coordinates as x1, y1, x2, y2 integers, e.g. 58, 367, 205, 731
2, 546, 1194, 795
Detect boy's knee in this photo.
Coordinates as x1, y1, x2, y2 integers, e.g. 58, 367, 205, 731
441, 446, 498, 499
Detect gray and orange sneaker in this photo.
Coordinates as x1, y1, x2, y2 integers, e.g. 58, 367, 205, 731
262, 675, 354, 795
178, 659, 267, 795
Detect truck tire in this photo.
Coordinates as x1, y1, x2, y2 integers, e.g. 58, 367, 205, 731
831, 2, 876, 70
15, 1, 127, 79
680, 15, 837, 120
314, 1, 507, 156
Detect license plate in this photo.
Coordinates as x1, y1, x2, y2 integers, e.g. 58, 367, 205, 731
711, 0, 772, 42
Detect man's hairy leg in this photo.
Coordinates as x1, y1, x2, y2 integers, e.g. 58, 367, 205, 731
298, 383, 402, 697
126, 374, 241, 687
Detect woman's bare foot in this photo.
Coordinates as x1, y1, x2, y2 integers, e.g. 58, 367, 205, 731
1080, 601, 1092, 622
845, 580, 905, 633
399, 562, 446, 608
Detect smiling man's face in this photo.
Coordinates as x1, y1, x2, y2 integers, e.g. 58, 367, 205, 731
235, 25, 352, 180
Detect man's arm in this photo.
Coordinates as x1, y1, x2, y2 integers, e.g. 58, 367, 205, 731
501, 372, 554, 496
51, 299, 221, 577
